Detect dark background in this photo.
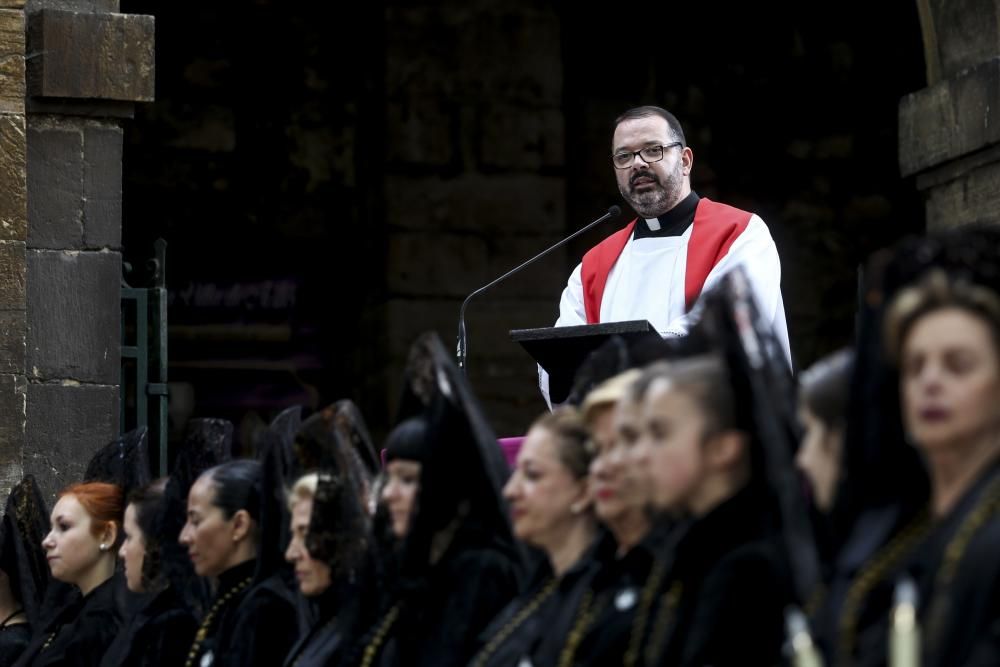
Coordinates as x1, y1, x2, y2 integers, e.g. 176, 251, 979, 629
117, 1, 926, 447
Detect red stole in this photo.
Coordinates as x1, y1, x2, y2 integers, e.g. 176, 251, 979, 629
580, 197, 753, 324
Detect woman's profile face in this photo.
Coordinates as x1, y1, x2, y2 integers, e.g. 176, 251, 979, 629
503, 426, 589, 550
42, 495, 104, 586
179, 475, 246, 577
381, 460, 421, 539
901, 307, 1000, 454
795, 405, 843, 513
119, 503, 147, 592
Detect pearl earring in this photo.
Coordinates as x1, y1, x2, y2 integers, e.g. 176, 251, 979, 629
99, 543, 109, 552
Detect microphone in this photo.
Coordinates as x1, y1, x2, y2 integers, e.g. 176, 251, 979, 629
456, 205, 622, 372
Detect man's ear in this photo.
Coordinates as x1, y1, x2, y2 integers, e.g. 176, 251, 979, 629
230, 509, 252, 543
681, 146, 694, 175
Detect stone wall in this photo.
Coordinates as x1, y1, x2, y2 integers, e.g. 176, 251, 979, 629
0, 0, 152, 498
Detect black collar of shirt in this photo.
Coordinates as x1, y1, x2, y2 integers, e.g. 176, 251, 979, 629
633, 191, 700, 239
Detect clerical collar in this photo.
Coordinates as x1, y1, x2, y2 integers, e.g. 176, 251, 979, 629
633, 191, 700, 239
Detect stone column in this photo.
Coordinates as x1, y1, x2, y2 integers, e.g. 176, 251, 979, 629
899, 0, 1000, 229
15, 0, 152, 497
0, 0, 28, 493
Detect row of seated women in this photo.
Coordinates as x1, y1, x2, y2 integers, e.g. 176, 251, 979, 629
0, 224, 998, 666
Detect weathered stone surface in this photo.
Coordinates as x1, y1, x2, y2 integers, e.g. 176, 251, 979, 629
385, 95, 454, 167
26, 249, 120, 383
387, 232, 488, 297
28, 10, 154, 102
0, 240, 25, 309
0, 2, 26, 10
478, 105, 564, 170
0, 373, 26, 492
25, 0, 117, 11
27, 123, 83, 249
923, 0, 1000, 82
899, 58, 1000, 177
83, 123, 122, 248
24, 382, 118, 500
0, 114, 27, 241
384, 174, 566, 235
0, 310, 25, 374
925, 159, 1000, 230
0, 9, 25, 113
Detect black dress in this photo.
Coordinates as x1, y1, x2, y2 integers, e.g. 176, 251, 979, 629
13, 576, 123, 667
641, 486, 791, 667
187, 560, 299, 667
98, 586, 197, 667
555, 524, 671, 667
906, 462, 1000, 667
471, 535, 605, 667
0, 613, 31, 665
357, 525, 520, 667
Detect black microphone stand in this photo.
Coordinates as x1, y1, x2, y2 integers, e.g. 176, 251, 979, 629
457, 205, 622, 372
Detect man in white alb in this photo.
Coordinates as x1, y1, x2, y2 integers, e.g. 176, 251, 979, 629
542, 106, 790, 405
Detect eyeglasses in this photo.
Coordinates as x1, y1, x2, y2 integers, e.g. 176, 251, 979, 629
611, 142, 683, 169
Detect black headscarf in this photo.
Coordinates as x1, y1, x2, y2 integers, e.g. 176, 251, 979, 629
0, 476, 51, 627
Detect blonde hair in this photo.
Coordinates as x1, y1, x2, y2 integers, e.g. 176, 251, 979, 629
883, 270, 1000, 364
529, 407, 594, 479
287, 473, 318, 510
580, 368, 642, 425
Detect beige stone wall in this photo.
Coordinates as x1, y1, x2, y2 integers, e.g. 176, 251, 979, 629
0, 0, 27, 492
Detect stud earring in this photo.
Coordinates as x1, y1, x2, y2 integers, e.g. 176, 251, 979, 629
99, 543, 109, 552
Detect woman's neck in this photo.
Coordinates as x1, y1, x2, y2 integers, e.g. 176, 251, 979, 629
543, 518, 597, 578
0, 580, 23, 623
928, 433, 1000, 517
77, 554, 115, 597
609, 509, 650, 557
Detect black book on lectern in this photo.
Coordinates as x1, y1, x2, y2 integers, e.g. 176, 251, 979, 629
510, 320, 662, 405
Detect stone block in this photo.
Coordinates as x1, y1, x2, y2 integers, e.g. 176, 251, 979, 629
384, 173, 566, 235
24, 382, 118, 500
25, 0, 117, 11
478, 105, 565, 170
385, 95, 454, 167
83, 123, 122, 248
0, 114, 27, 240
0, 9, 25, 113
27, 249, 119, 383
28, 9, 154, 102
387, 232, 488, 297
0, 1, 26, 9
0, 373, 26, 487
899, 58, 1000, 177
0, 240, 25, 309
925, 159, 1000, 229
0, 310, 25, 374
925, 0, 1000, 81
27, 123, 83, 248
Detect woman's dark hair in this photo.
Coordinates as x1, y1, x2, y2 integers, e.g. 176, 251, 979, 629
201, 459, 262, 523
799, 348, 854, 429
128, 478, 168, 590
384, 416, 428, 464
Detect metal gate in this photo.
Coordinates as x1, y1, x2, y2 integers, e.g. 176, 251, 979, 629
121, 239, 169, 476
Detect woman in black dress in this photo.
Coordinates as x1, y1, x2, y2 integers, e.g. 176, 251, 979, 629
99, 479, 198, 667
344, 333, 523, 667
179, 459, 299, 667
0, 476, 50, 665
471, 407, 599, 667
14, 482, 125, 667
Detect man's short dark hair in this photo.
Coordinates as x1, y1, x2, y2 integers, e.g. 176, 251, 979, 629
614, 106, 686, 147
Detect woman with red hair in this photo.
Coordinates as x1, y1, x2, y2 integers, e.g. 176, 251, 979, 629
14, 482, 125, 667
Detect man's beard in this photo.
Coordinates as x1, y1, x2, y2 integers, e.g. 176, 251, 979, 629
619, 168, 683, 218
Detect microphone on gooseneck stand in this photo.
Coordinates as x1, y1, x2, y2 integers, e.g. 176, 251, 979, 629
456, 205, 622, 373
